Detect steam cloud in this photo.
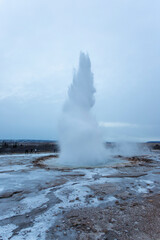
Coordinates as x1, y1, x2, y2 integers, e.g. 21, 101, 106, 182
59, 52, 106, 166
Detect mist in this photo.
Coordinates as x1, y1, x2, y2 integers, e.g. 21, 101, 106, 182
58, 52, 106, 166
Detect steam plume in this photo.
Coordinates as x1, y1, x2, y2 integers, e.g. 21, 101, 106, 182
59, 52, 105, 166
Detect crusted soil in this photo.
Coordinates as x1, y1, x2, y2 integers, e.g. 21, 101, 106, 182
0, 152, 160, 239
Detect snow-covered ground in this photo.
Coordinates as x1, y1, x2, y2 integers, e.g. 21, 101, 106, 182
0, 153, 160, 239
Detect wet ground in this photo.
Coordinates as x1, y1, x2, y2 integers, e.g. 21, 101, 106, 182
0, 152, 160, 240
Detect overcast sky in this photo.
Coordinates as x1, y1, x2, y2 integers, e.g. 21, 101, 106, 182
0, 0, 160, 141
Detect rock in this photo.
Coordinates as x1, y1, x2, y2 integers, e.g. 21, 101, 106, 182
120, 207, 125, 211
132, 202, 138, 207
121, 196, 127, 200
109, 218, 116, 223
88, 194, 94, 198
103, 230, 119, 240
43, 204, 47, 208
98, 197, 104, 201
134, 221, 139, 226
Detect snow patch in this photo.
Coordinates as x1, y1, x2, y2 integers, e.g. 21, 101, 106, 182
21, 194, 49, 211
137, 186, 148, 193
0, 224, 17, 240
107, 196, 117, 202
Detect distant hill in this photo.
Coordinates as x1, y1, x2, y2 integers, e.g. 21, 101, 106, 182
0, 140, 59, 154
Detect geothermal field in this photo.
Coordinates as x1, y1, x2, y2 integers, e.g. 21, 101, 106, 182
0, 53, 160, 240
0, 146, 160, 240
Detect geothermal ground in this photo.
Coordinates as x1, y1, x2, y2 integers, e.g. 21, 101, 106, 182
0, 151, 160, 240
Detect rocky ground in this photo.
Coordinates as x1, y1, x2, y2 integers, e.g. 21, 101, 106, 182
0, 151, 160, 240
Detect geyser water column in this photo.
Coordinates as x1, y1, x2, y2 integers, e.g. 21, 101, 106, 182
59, 52, 106, 167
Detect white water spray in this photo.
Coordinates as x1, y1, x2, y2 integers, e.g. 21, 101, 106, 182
59, 52, 106, 166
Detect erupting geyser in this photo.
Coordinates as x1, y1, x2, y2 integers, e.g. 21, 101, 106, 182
59, 52, 106, 166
